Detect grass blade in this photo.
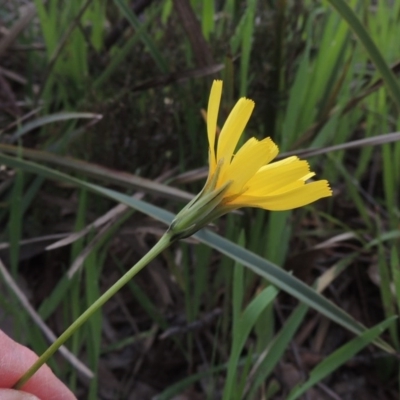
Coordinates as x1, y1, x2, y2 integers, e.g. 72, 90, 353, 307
8, 112, 102, 143
113, 0, 169, 73
326, 0, 400, 109
286, 316, 396, 400
0, 153, 394, 353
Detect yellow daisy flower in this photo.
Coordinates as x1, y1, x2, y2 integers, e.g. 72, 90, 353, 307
170, 80, 332, 239
206, 80, 332, 211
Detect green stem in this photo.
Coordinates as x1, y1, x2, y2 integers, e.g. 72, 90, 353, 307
13, 232, 173, 389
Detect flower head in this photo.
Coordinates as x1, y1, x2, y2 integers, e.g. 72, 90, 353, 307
169, 80, 332, 239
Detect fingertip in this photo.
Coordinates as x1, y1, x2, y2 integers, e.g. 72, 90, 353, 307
0, 330, 76, 400
0, 388, 40, 400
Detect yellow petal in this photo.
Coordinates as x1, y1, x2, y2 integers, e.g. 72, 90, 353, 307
217, 98, 255, 166
259, 156, 299, 170
300, 172, 316, 182
207, 80, 223, 173
265, 172, 316, 196
220, 137, 279, 194
245, 157, 311, 196
228, 180, 332, 210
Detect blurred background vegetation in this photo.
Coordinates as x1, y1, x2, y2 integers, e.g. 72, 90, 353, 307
1, 0, 400, 399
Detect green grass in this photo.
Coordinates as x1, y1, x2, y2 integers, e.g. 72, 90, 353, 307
1, 0, 400, 398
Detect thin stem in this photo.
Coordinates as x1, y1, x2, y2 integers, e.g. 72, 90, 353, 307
13, 232, 173, 389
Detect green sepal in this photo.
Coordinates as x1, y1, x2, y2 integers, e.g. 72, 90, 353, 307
169, 179, 232, 240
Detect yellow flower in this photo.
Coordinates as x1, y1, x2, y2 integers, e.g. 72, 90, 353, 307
169, 80, 332, 239
205, 80, 332, 211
